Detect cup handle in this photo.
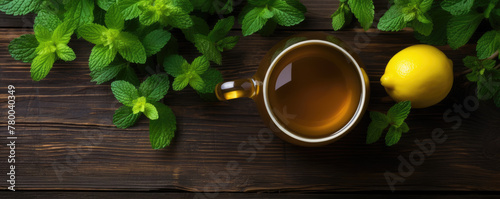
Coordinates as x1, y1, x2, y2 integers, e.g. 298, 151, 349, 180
215, 78, 259, 101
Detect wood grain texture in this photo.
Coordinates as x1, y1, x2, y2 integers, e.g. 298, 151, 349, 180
0, 0, 499, 195
3, 192, 500, 199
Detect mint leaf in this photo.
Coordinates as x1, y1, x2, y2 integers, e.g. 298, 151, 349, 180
56, 45, 76, 61
34, 25, 52, 43
139, 74, 170, 102
192, 56, 210, 74
113, 105, 140, 129
139, 8, 160, 26
193, 34, 222, 65
97, 0, 116, 10
441, 0, 474, 16
64, 0, 95, 28
285, 0, 307, 13
348, 0, 374, 30
331, 2, 352, 31
172, 74, 190, 91
217, 36, 239, 51
387, 101, 411, 127
385, 126, 403, 146
111, 80, 139, 106
78, 23, 108, 45
447, 12, 484, 49
411, 19, 433, 36
208, 16, 234, 42
270, 0, 305, 26
90, 58, 127, 84
182, 16, 210, 43
241, 7, 271, 36
89, 45, 117, 71
377, 5, 406, 31
188, 73, 204, 91
414, 7, 451, 46
477, 31, 500, 59
142, 29, 171, 57
116, 32, 147, 64
163, 54, 187, 77
31, 52, 55, 81
400, 122, 410, 133
192, 0, 233, 14
163, 7, 193, 29
52, 21, 76, 44
0, 0, 41, 15
370, 111, 390, 128
8, 34, 39, 63
115, 65, 140, 86
105, 4, 124, 30
366, 111, 391, 144
149, 102, 176, 149
35, 10, 62, 31
366, 123, 384, 144
117, 0, 141, 20
197, 67, 223, 95
143, 103, 159, 120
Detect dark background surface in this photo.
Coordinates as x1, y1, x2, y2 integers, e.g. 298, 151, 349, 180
1, 0, 499, 198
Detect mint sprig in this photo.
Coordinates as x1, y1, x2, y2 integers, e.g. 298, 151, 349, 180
164, 55, 222, 92
463, 56, 500, 106
239, 0, 306, 36
8, 19, 77, 81
78, 5, 147, 72
183, 16, 239, 65
117, 0, 194, 28
331, 0, 374, 31
111, 75, 176, 149
367, 101, 411, 146
378, 0, 434, 36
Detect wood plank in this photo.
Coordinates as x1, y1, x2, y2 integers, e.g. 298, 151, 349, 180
3, 192, 500, 199
0, 27, 499, 192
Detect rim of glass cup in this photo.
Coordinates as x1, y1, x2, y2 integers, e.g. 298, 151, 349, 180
262, 40, 367, 143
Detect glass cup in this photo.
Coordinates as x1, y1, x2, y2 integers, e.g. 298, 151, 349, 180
215, 32, 370, 146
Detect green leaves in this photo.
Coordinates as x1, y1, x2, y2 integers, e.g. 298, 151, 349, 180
8, 34, 39, 63
149, 102, 176, 149
78, 7, 147, 72
164, 55, 209, 91
239, 0, 306, 36
387, 101, 412, 127
477, 31, 500, 59
184, 16, 239, 65
12, 19, 77, 81
378, 0, 433, 36
111, 80, 140, 106
348, 0, 374, 30
64, 0, 95, 29
441, 0, 474, 16
192, 0, 233, 14
117, 0, 194, 28
111, 75, 176, 149
366, 101, 411, 146
142, 29, 171, 57
447, 12, 483, 49
139, 74, 170, 102
0, 0, 41, 15
331, 2, 352, 31
463, 56, 500, 107
164, 55, 223, 92
113, 105, 141, 129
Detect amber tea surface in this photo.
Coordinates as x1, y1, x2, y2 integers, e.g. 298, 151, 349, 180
267, 43, 362, 138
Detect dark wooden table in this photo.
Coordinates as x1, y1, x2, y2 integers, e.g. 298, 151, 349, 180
1, 1, 500, 198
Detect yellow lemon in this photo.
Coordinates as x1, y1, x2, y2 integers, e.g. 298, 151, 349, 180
380, 44, 453, 108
